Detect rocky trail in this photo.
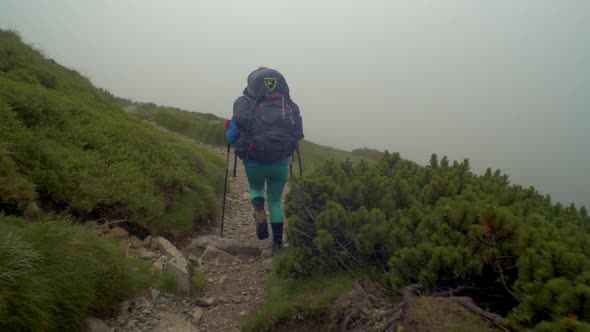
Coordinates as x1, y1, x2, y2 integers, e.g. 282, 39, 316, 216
93, 138, 282, 332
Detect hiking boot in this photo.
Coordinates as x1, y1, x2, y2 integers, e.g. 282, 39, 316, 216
253, 210, 269, 240
252, 197, 269, 240
271, 222, 284, 245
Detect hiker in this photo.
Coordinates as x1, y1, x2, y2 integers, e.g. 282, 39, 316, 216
225, 67, 304, 253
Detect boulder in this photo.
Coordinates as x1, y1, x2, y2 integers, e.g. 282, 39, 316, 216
190, 235, 261, 256
187, 254, 200, 265
150, 238, 158, 250
150, 288, 160, 302
186, 245, 206, 259
153, 237, 193, 294
143, 235, 153, 248
194, 297, 217, 307
105, 227, 129, 241
200, 246, 237, 264
139, 249, 157, 260
129, 235, 143, 249
152, 255, 167, 272
119, 300, 130, 316
99, 222, 110, 235
164, 254, 192, 295
156, 237, 184, 259
133, 296, 152, 309
85, 317, 112, 332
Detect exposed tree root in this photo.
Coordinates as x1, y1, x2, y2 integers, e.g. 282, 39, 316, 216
382, 284, 423, 332
381, 284, 508, 332
327, 282, 509, 332
442, 297, 509, 331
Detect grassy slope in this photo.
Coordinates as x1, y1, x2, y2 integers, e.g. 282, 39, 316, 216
0, 29, 217, 331
242, 268, 354, 331
0, 30, 224, 238
128, 104, 227, 147
0, 215, 167, 331
297, 140, 366, 175
126, 103, 369, 175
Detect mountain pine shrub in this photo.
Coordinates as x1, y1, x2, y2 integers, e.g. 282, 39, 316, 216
284, 153, 590, 330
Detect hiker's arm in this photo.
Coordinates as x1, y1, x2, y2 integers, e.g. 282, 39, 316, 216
226, 119, 239, 144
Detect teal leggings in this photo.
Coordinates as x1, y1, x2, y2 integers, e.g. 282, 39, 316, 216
245, 164, 288, 223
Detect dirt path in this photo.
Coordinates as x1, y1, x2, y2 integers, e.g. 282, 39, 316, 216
103, 125, 281, 332
191, 146, 275, 331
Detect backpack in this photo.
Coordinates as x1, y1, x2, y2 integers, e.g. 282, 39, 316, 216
233, 68, 303, 163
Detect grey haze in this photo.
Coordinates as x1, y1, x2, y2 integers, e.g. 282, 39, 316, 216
1, 0, 589, 207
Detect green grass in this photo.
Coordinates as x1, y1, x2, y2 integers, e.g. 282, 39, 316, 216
130, 105, 226, 146
154, 190, 218, 238
190, 268, 207, 297
0, 29, 224, 238
403, 297, 497, 332
297, 140, 367, 175
156, 273, 180, 295
0, 215, 162, 331
129, 104, 370, 176
242, 255, 354, 332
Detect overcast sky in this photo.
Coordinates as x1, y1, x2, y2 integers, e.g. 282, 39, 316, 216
1, 0, 589, 207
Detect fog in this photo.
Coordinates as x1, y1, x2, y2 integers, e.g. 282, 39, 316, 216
1, 0, 588, 207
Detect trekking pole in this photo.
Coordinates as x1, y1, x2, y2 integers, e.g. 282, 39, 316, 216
289, 155, 294, 180
232, 150, 238, 178
296, 144, 303, 176
220, 144, 231, 237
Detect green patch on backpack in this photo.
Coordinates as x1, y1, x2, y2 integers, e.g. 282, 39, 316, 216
264, 77, 277, 91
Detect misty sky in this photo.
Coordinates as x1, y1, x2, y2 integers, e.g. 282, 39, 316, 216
1, 0, 589, 207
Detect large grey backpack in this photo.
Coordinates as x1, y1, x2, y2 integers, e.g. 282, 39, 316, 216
233, 68, 303, 162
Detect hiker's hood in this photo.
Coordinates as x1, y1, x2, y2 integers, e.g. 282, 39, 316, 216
244, 68, 290, 100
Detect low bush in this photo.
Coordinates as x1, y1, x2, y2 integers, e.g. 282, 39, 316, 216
283, 153, 590, 330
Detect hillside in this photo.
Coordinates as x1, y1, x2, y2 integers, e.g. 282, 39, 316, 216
0, 30, 226, 331
122, 102, 227, 147
0, 30, 224, 238
114, 100, 369, 174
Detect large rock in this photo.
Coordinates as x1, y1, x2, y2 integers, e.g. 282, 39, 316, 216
139, 249, 157, 260
155, 237, 192, 294
133, 296, 152, 309
85, 317, 112, 332
164, 254, 192, 295
129, 235, 143, 249
104, 227, 129, 241
156, 237, 184, 259
190, 235, 262, 256
186, 245, 206, 259
200, 246, 237, 264
153, 255, 166, 272
143, 235, 153, 248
